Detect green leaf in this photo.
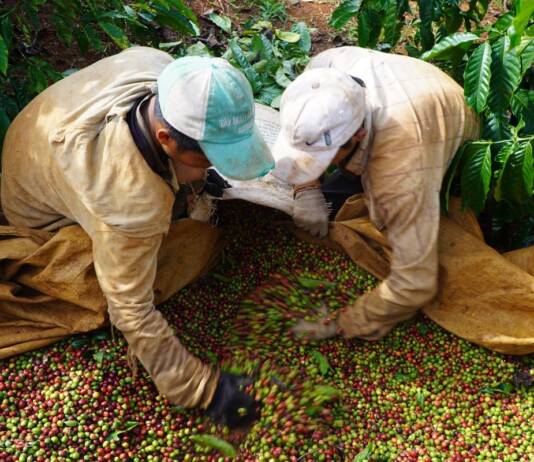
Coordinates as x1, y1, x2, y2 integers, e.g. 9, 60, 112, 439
310, 385, 339, 402
511, 90, 534, 134
518, 38, 534, 75
186, 41, 211, 57
0, 35, 7, 75
329, 0, 363, 29
441, 143, 468, 212
229, 39, 262, 93
256, 84, 282, 106
93, 350, 104, 365
275, 30, 301, 43
483, 111, 513, 141
354, 442, 375, 461
1, 17, 13, 48
418, 0, 435, 50
464, 42, 492, 113
106, 421, 140, 441
358, 8, 382, 49
70, 337, 89, 349
460, 143, 492, 215
480, 382, 514, 395
275, 66, 292, 88
488, 37, 522, 113
98, 22, 129, 49
421, 32, 478, 61
508, 1, 534, 48
311, 350, 330, 376
297, 276, 336, 290
207, 12, 232, 33
494, 142, 517, 201
383, 0, 400, 46
416, 390, 425, 407
252, 34, 274, 60
499, 141, 534, 205
191, 435, 237, 458
292, 22, 311, 52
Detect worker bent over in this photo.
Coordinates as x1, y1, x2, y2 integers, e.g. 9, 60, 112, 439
272, 46, 479, 341
1, 47, 274, 427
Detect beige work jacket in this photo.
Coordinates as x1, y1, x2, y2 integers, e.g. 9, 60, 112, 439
307, 47, 479, 323
1, 47, 218, 408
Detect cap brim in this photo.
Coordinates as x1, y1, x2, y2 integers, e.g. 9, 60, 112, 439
199, 126, 274, 181
271, 133, 337, 185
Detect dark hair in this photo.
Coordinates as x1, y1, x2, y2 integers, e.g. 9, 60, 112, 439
154, 96, 202, 152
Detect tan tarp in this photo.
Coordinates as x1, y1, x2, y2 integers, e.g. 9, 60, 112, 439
327, 195, 534, 355
0, 219, 222, 359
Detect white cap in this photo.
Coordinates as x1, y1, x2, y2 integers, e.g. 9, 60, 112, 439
271, 68, 366, 185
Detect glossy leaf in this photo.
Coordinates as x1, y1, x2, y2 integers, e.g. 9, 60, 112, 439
511, 90, 534, 134
98, 21, 129, 49
494, 142, 517, 201
0, 35, 7, 75
358, 8, 382, 49
329, 0, 363, 29
508, 1, 534, 48
383, 0, 400, 46
464, 42, 492, 113
229, 40, 262, 93
488, 37, 522, 113
275, 30, 301, 43
275, 66, 292, 88
191, 435, 237, 458
518, 38, 534, 75
186, 41, 211, 57
207, 12, 232, 33
460, 143, 492, 215
418, 0, 435, 50
499, 142, 534, 205
292, 22, 312, 52
421, 32, 478, 61
311, 350, 330, 376
483, 111, 513, 141
354, 443, 375, 461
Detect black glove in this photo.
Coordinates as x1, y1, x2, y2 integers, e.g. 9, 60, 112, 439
206, 372, 260, 428
203, 169, 231, 198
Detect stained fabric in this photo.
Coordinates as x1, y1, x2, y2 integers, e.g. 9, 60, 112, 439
0, 47, 220, 408
307, 47, 480, 325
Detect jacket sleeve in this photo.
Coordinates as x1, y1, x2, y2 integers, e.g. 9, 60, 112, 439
91, 223, 219, 408
338, 146, 441, 338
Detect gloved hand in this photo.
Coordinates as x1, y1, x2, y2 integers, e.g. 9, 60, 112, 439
293, 187, 330, 238
291, 306, 338, 340
292, 291, 403, 342
206, 372, 260, 428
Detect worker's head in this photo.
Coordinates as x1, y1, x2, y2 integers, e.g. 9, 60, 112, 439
156, 56, 274, 183
271, 68, 367, 185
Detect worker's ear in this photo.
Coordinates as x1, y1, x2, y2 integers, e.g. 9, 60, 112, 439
155, 127, 173, 149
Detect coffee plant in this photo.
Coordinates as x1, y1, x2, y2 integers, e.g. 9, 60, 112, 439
422, 1, 534, 249
329, 0, 534, 249
183, 15, 312, 109
0, 0, 198, 149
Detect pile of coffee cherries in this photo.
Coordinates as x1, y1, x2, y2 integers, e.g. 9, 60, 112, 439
0, 203, 532, 461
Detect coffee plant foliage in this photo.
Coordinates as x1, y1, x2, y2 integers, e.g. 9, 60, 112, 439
330, 0, 534, 248
0, 0, 198, 148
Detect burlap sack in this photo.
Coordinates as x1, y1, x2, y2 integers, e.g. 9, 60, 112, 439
0, 220, 222, 359
326, 195, 534, 355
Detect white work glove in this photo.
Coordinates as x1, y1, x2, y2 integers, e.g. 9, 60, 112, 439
291, 307, 338, 340
293, 187, 330, 238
